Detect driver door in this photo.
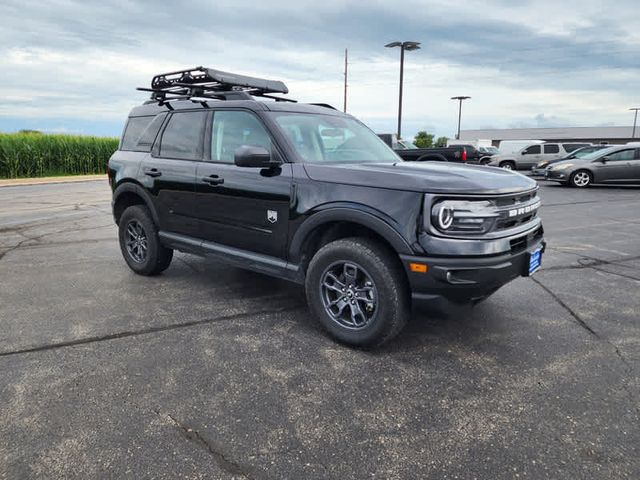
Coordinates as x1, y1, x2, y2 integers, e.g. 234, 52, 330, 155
520, 145, 542, 168
593, 148, 636, 183
195, 109, 292, 260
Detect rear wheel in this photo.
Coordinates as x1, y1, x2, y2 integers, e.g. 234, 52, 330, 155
569, 170, 592, 188
118, 205, 173, 275
305, 237, 410, 347
500, 161, 515, 170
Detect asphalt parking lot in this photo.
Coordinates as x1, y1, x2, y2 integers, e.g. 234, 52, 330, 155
1, 178, 639, 479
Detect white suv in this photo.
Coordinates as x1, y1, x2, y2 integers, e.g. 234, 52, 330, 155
488, 142, 590, 170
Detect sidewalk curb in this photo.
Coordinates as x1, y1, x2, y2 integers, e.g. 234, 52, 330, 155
0, 175, 107, 188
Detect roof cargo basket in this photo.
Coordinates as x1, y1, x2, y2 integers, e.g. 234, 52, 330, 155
137, 66, 294, 104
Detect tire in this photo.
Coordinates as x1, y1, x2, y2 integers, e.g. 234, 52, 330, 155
499, 161, 515, 170
305, 237, 410, 347
569, 170, 592, 188
118, 205, 173, 275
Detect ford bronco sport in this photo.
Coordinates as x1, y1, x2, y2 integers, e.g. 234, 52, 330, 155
108, 67, 545, 347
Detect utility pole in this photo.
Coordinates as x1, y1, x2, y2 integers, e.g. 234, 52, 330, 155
343, 48, 348, 113
385, 41, 421, 139
451, 96, 471, 139
630, 107, 640, 138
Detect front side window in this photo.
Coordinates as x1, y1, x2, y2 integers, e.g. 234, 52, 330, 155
159, 111, 207, 160
211, 111, 272, 163
606, 149, 635, 162
271, 113, 399, 164
523, 145, 541, 155
544, 144, 560, 154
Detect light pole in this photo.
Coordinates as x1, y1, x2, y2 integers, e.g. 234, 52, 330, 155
631, 107, 640, 138
451, 96, 471, 140
385, 41, 421, 139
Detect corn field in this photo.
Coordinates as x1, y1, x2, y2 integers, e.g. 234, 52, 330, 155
0, 132, 119, 179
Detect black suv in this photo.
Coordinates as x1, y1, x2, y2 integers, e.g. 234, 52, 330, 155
108, 67, 545, 347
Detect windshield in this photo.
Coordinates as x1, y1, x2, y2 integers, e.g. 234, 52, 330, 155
573, 146, 605, 158
397, 140, 418, 150
484, 146, 499, 154
271, 113, 400, 164
578, 146, 619, 161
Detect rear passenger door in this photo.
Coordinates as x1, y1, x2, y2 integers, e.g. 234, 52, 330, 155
142, 110, 208, 237
195, 109, 292, 260
541, 143, 561, 162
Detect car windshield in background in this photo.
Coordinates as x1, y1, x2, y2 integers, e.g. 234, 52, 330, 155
573, 146, 606, 158
271, 113, 400, 164
397, 140, 418, 150
578, 146, 619, 161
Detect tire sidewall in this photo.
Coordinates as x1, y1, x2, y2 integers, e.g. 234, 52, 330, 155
118, 205, 162, 274
305, 239, 408, 346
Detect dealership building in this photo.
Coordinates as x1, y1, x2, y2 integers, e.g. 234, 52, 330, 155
459, 126, 638, 146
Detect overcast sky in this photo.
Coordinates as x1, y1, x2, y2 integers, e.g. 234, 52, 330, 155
1, 0, 638, 139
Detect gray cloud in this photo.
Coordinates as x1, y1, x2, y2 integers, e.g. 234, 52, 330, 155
0, 0, 639, 136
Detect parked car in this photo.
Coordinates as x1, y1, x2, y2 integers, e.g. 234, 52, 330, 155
531, 145, 609, 177
378, 134, 484, 164
545, 144, 640, 187
488, 142, 591, 170
108, 66, 545, 347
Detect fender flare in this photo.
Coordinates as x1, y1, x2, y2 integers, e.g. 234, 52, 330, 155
288, 206, 413, 263
112, 181, 160, 225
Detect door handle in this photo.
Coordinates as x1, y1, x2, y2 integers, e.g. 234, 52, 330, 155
202, 175, 224, 185
144, 168, 162, 178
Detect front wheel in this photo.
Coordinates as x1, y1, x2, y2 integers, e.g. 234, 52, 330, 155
569, 170, 592, 188
500, 161, 515, 170
305, 237, 410, 347
118, 205, 173, 275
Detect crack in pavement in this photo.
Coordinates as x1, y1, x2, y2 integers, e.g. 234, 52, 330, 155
155, 409, 256, 479
0, 304, 306, 358
531, 276, 640, 417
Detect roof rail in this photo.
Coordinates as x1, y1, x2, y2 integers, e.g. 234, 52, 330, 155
137, 66, 295, 104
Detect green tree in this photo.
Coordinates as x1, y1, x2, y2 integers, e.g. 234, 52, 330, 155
413, 131, 434, 148
434, 136, 449, 147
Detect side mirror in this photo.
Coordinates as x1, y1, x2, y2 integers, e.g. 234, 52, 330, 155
600, 156, 609, 163
234, 146, 279, 168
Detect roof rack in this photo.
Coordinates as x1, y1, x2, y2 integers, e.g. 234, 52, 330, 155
137, 66, 296, 104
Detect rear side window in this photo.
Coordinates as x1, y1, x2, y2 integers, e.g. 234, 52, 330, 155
543, 144, 560, 154
159, 111, 208, 160
121, 116, 154, 151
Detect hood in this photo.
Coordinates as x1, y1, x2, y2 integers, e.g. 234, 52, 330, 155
303, 161, 537, 195
549, 158, 585, 169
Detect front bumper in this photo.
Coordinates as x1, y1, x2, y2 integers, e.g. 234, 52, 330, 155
531, 167, 548, 177
545, 169, 569, 182
400, 231, 546, 307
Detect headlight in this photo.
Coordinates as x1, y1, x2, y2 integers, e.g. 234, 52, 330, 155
537, 161, 549, 168
431, 200, 499, 234
552, 163, 573, 170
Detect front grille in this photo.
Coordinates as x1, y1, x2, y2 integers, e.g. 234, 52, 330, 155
493, 190, 541, 232
510, 226, 544, 253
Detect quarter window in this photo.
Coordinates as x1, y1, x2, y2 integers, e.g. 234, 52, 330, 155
543, 144, 560, 154
159, 111, 207, 160
210, 111, 272, 163
121, 116, 154, 151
